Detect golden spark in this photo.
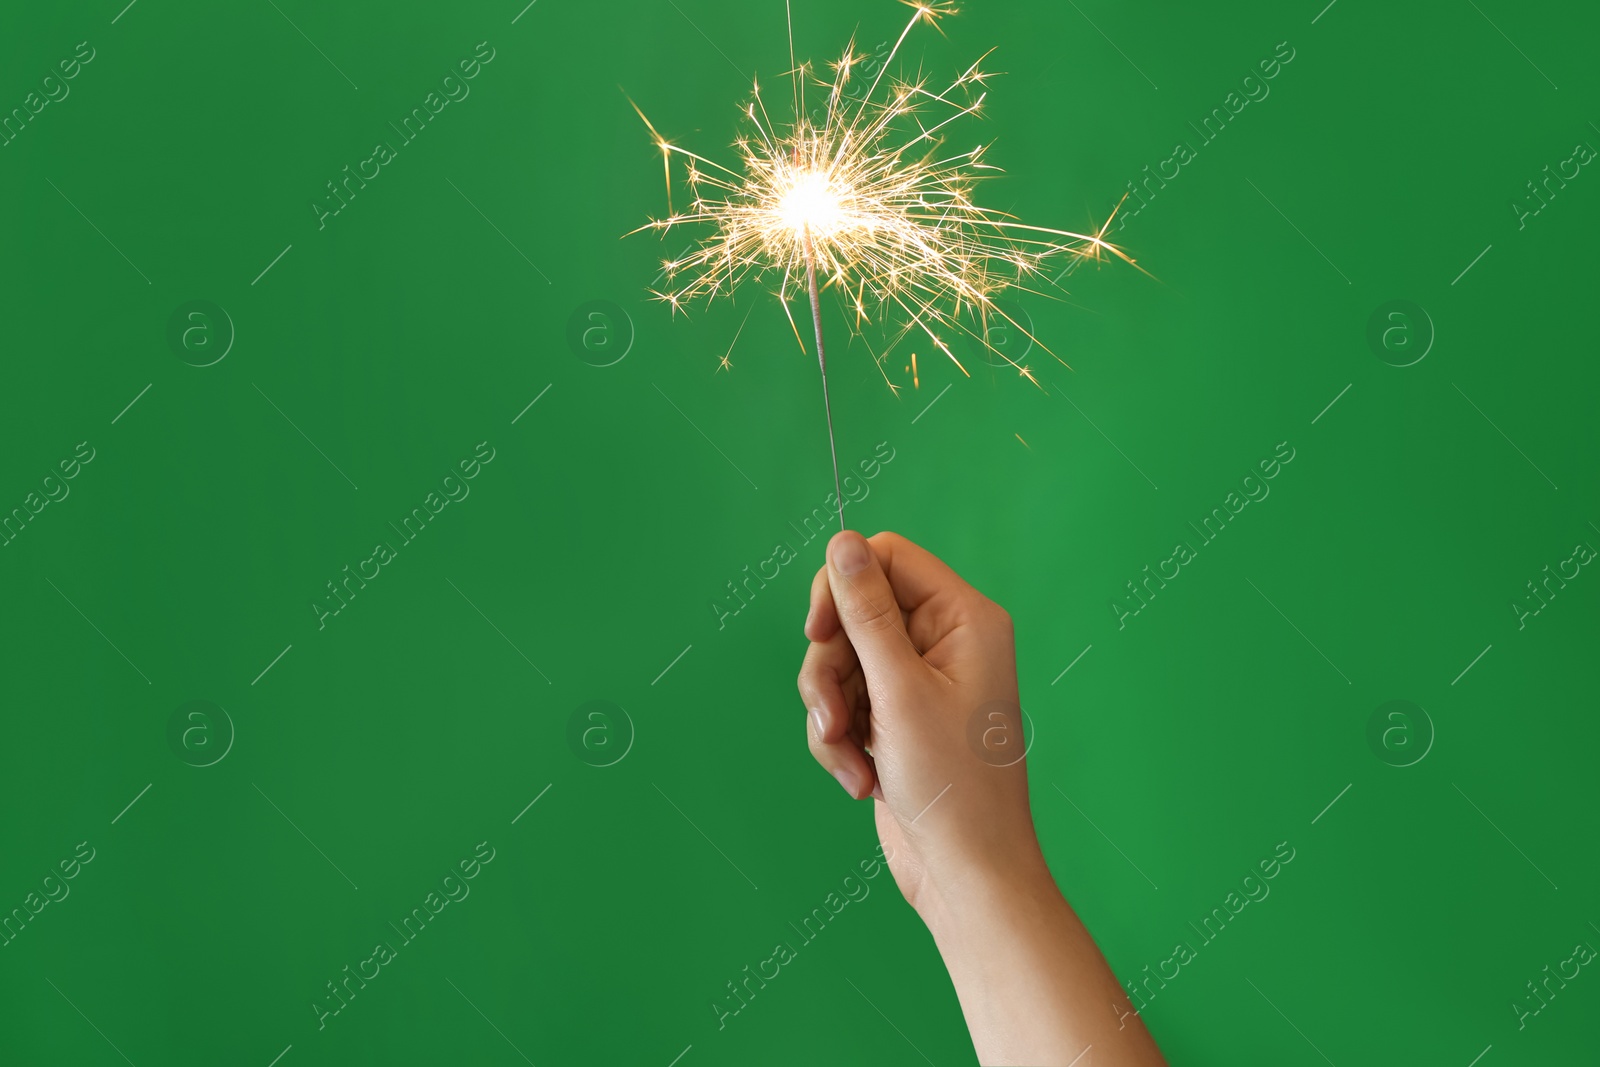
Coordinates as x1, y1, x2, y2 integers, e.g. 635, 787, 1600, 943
629, 0, 1142, 528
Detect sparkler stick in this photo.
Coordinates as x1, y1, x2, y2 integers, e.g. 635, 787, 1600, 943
802, 226, 846, 530
629, 1, 1145, 531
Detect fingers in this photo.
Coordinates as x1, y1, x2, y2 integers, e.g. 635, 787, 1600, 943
804, 562, 839, 643
797, 634, 876, 799
807, 530, 1008, 694
796, 632, 850, 743
809, 532, 993, 631
863, 531, 988, 618
824, 530, 923, 682
864, 531, 1008, 659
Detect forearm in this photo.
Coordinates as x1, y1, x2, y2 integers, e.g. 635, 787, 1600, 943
920, 846, 1166, 1067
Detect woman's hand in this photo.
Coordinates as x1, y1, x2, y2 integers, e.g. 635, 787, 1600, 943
797, 530, 1167, 1067
796, 529, 1041, 917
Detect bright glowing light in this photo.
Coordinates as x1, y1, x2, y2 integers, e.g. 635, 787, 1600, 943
777, 169, 852, 238
627, 1, 1144, 529
627, 0, 1142, 388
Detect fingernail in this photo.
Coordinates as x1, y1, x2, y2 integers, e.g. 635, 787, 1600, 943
810, 707, 825, 740
832, 768, 859, 798
803, 604, 814, 634
830, 533, 870, 576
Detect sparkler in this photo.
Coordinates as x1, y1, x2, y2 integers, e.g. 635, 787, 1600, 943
630, 0, 1142, 530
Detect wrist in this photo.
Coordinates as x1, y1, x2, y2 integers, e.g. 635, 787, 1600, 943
914, 829, 1062, 944
915, 843, 1107, 1066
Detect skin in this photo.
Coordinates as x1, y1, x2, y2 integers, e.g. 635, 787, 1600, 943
798, 529, 1167, 1067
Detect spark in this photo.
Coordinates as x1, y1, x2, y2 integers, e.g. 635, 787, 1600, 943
629, 1, 1140, 527
717, 307, 753, 373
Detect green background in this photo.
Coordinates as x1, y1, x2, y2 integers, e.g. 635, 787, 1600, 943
2, 0, 1597, 1063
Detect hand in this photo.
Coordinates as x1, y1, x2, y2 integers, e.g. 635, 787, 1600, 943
797, 530, 1167, 1066
797, 530, 1042, 916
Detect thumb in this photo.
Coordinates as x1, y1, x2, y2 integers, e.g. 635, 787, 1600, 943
825, 531, 919, 680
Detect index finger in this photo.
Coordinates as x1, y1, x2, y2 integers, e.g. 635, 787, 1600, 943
808, 531, 992, 648
806, 534, 925, 645
864, 531, 1003, 655
863, 532, 975, 613
804, 530, 990, 644
804, 562, 839, 643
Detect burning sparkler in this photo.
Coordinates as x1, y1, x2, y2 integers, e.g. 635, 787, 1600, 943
630, 0, 1142, 530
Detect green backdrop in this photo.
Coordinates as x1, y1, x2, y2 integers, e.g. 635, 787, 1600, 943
2, 0, 1596, 1064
